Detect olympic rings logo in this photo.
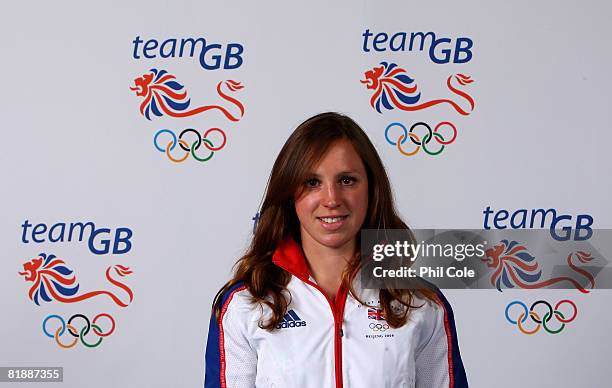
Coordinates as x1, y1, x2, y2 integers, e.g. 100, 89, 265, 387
369, 322, 390, 332
42, 313, 116, 348
153, 128, 227, 163
385, 121, 457, 156
504, 300, 578, 335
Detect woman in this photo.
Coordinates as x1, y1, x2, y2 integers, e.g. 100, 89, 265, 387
204, 112, 468, 388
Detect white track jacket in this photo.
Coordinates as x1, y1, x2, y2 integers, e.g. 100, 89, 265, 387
205, 238, 468, 388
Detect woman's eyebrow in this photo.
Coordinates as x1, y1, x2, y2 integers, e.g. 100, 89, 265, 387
306, 171, 361, 177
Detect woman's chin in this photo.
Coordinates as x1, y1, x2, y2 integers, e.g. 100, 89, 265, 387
315, 234, 356, 251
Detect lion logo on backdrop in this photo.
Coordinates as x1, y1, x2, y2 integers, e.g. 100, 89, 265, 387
130, 68, 244, 121
19, 253, 133, 348
130, 68, 246, 164
483, 240, 595, 294
19, 253, 133, 307
482, 239, 598, 336
361, 62, 474, 115
361, 61, 476, 157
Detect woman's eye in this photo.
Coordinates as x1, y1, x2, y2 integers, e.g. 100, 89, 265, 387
305, 178, 320, 187
340, 176, 356, 185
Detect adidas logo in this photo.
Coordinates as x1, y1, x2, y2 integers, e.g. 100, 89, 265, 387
276, 309, 307, 329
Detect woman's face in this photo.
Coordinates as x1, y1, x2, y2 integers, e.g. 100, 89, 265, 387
294, 139, 369, 252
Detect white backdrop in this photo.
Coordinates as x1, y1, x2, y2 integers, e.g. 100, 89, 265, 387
1, 1, 611, 387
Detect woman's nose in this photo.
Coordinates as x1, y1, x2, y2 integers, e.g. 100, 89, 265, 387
323, 184, 340, 208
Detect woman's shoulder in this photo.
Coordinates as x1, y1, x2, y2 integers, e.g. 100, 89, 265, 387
408, 283, 458, 323
407, 290, 446, 325
407, 286, 463, 351
215, 282, 258, 318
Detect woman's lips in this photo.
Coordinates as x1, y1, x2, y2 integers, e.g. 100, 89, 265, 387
317, 215, 348, 231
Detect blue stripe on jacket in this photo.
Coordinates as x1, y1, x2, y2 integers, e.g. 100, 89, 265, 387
433, 288, 469, 388
204, 282, 245, 388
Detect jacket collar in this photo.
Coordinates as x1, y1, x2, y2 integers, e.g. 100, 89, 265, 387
272, 237, 311, 282
272, 237, 355, 307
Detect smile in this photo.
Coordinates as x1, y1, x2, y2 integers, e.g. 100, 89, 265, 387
317, 216, 348, 224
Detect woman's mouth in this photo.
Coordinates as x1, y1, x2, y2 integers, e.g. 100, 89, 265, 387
318, 216, 347, 224
317, 215, 348, 230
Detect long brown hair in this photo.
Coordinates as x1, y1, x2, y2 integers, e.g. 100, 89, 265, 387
212, 112, 437, 329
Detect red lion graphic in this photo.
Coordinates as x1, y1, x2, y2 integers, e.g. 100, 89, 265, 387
360, 61, 474, 115
483, 240, 595, 294
19, 253, 133, 307
130, 68, 244, 121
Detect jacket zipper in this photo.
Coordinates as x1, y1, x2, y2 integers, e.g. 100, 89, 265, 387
303, 279, 348, 388
271, 241, 349, 388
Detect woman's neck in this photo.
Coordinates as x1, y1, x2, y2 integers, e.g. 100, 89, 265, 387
300, 235, 355, 300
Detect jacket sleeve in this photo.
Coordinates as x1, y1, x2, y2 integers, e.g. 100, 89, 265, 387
204, 284, 257, 388
415, 291, 468, 388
